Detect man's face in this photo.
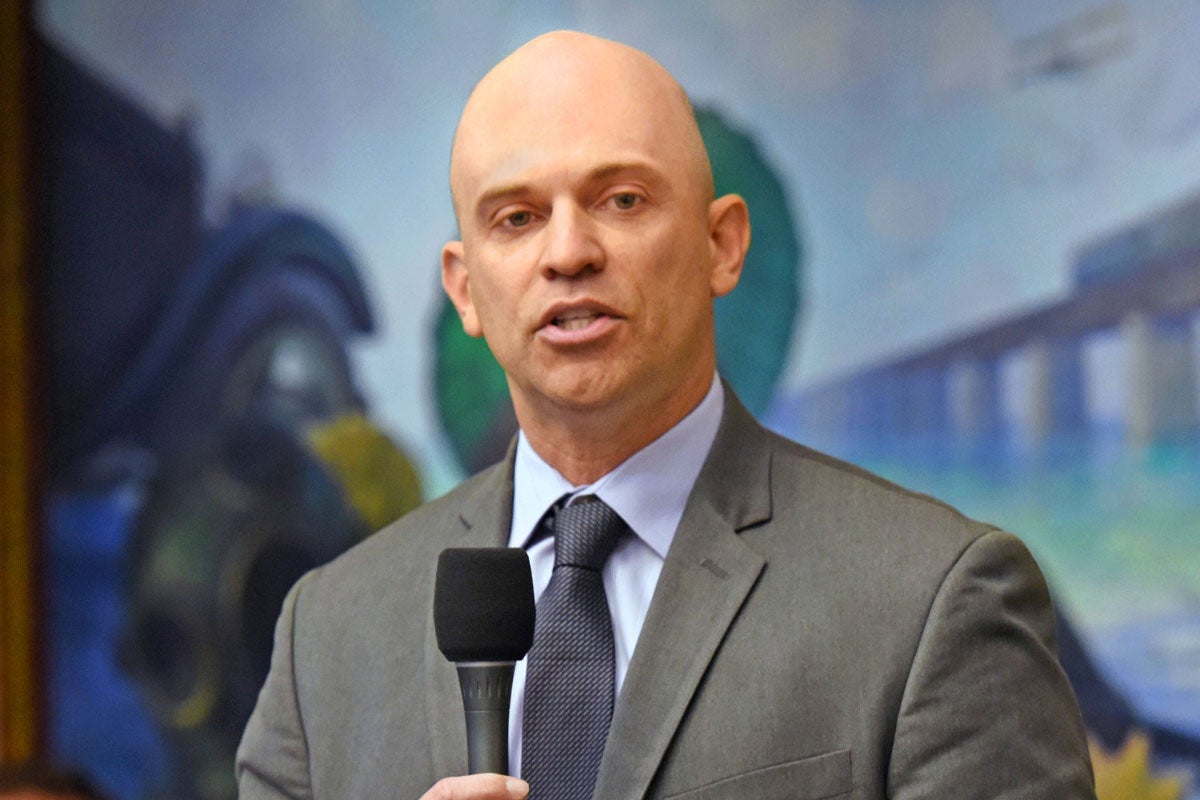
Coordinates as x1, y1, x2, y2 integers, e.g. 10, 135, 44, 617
443, 36, 741, 427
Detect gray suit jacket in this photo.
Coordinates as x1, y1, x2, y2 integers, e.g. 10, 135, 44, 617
237, 393, 1096, 799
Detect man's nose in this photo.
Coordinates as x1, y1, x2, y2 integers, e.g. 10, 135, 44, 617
538, 202, 604, 278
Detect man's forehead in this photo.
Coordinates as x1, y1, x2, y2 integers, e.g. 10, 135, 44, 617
457, 120, 677, 188
449, 31, 711, 211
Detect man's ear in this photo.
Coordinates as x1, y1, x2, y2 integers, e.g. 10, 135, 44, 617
707, 194, 751, 298
441, 241, 483, 338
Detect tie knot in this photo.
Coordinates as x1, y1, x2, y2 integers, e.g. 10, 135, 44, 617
552, 496, 626, 571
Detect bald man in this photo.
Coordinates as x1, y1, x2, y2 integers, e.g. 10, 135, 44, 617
237, 32, 1096, 800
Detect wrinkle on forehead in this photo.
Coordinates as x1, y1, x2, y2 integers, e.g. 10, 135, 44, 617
449, 31, 713, 220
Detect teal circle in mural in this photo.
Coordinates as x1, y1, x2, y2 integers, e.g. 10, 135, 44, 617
433, 296, 517, 474
698, 106, 803, 415
434, 107, 805, 473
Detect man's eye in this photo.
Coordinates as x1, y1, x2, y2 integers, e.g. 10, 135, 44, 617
611, 193, 640, 210
504, 210, 532, 227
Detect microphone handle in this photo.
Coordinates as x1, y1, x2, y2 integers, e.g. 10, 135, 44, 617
455, 662, 516, 775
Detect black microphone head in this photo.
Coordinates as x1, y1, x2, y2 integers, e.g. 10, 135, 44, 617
434, 547, 535, 662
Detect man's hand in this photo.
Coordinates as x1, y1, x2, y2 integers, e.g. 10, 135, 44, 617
419, 775, 529, 800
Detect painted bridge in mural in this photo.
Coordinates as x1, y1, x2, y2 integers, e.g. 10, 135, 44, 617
796, 193, 1200, 446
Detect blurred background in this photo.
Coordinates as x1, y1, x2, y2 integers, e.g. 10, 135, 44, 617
3, 1, 1199, 798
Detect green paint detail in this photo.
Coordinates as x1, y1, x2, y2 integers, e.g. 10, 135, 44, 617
698, 107, 804, 416
433, 296, 512, 472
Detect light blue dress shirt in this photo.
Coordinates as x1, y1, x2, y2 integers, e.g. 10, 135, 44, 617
505, 374, 725, 776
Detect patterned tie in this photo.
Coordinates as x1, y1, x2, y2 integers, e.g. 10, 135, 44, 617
523, 496, 627, 800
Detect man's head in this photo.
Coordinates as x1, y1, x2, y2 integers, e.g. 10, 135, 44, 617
442, 31, 750, 471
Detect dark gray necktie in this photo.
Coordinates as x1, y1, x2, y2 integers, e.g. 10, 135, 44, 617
523, 496, 627, 800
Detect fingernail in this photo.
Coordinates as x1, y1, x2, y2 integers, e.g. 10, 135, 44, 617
506, 778, 529, 797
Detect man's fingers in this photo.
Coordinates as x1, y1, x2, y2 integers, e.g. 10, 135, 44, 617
419, 774, 529, 800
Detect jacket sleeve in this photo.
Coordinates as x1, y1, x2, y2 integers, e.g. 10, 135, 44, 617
236, 573, 315, 800
887, 529, 1098, 799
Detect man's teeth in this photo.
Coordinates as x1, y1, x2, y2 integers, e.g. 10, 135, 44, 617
554, 312, 600, 331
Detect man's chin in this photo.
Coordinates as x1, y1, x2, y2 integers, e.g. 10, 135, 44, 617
520, 370, 632, 416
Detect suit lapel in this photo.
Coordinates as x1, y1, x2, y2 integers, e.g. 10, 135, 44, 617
424, 450, 517, 778
594, 393, 773, 799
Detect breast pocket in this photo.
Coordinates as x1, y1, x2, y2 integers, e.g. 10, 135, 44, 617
662, 748, 852, 800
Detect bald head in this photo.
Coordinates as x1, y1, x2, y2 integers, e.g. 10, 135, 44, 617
439, 31, 750, 481
449, 31, 713, 222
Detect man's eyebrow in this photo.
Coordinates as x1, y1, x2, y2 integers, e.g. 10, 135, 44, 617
473, 160, 667, 219
474, 183, 533, 220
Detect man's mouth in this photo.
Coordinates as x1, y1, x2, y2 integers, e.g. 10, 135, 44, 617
536, 301, 620, 342
552, 310, 604, 331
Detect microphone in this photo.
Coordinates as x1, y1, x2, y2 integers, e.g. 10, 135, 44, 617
434, 547, 535, 775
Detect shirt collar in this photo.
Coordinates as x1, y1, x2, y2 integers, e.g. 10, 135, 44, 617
509, 374, 725, 558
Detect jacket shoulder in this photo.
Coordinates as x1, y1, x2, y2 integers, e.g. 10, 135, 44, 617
297, 459, 510, 608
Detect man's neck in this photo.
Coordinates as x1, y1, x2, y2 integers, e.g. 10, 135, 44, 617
514, 372, 715, 486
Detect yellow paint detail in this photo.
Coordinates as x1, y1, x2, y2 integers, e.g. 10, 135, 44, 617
307, 413, 423, 532
1090, 731, 1188, 800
